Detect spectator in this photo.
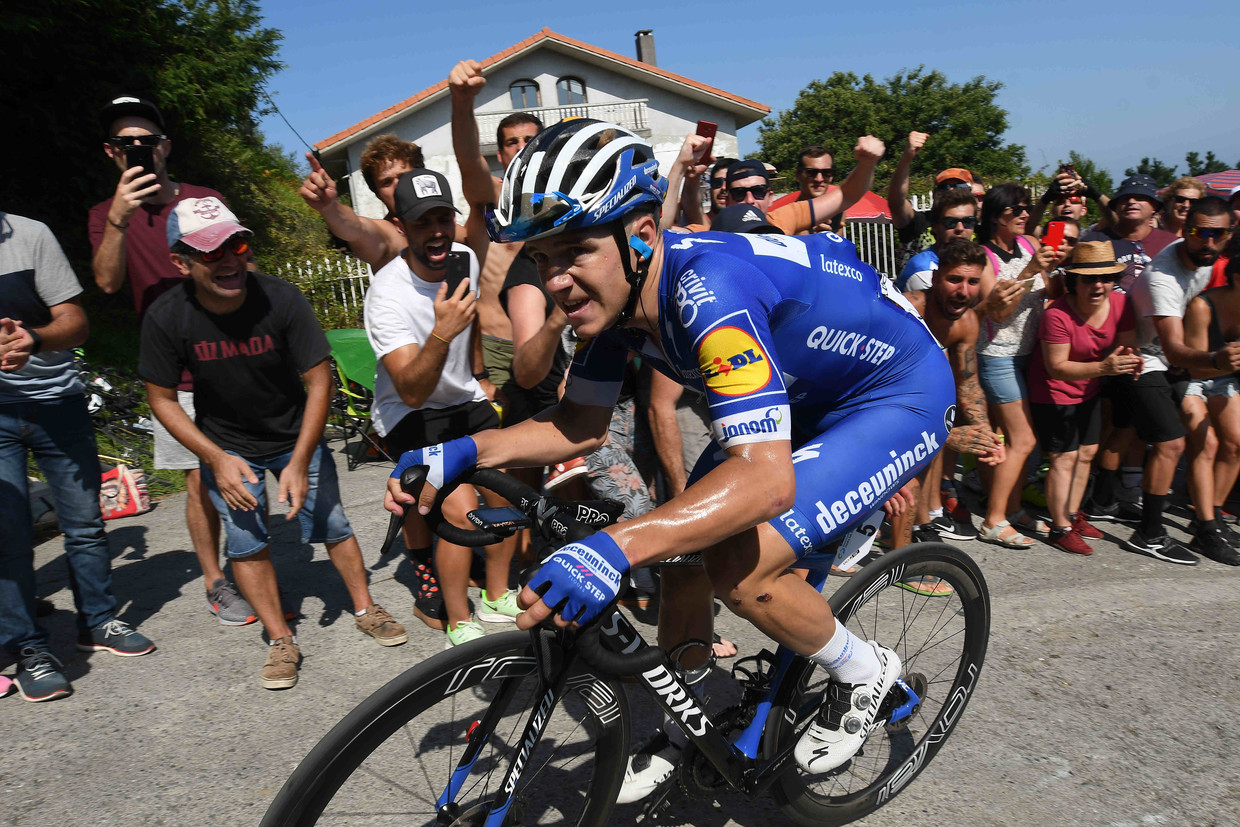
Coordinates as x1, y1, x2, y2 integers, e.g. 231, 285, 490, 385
1028, 241, 1141, 555
1155, 176, 1207, 237
886, 130, 974, 269
971, 181, 987, 210
298, 134, 425, 270
768, 145, 844, 234
1130, 198, 1235, 565
88, 95, 254, 628
901, 239, 1005, 546
140, 197, 407, 690
1081, 174, 1178, 291
2, 212, 156, 702
364, 170, 516, 646
1029, 166, 1108, 237
1229, 186, 1240, 227
703, 157, 737, 224
1184, 254, 1240, 563
1121, 197, 1237, 564
974, 182, 1060, 548
897, 189, 986, 291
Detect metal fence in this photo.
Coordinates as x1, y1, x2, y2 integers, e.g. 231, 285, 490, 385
279, 257, 373, 328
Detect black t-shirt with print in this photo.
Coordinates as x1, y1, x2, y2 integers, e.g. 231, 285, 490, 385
139, 272, 331, 457
499, 253, 569, 424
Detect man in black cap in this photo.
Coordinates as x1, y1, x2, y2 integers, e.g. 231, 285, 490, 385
723, 159, 776, 212
709, 203, 782, 234
363, 170, 517, 648
1081, 174, 1178, 292
87, 95, 254, 628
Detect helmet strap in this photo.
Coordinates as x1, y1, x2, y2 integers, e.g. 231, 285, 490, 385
610, 223, 653, 329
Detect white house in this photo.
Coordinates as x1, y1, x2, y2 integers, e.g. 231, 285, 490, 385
314, 28, 770, 220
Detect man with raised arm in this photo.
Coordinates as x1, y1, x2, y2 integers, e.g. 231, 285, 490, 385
886, 131, 975, 270
384, 121, 957, 797
298, 134, 426, 270
88, 94, 253, 628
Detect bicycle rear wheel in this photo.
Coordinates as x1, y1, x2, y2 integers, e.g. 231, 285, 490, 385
766, 542, 990, 825
261, 630, 629, 826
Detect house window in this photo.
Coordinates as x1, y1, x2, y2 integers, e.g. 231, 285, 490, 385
509, 80, 540, 109
556, 77, 586, 106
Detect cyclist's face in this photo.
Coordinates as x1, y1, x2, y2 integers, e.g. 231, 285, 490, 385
525, 226, 628, 338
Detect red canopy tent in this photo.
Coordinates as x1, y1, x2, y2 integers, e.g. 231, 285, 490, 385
768, 187, 893, 219
1157, 170, 1240, 200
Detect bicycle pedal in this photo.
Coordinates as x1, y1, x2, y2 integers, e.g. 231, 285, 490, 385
730, 648, 777, 690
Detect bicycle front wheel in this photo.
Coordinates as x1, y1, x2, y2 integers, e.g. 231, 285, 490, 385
766, 542, 990, 825
261, 630, 629, 826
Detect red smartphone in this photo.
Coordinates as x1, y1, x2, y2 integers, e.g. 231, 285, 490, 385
1044, 220, 1066, 252
695, 120, 717, 166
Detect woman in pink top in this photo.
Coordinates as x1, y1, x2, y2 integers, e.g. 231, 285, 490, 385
1029, 241, 1142, 554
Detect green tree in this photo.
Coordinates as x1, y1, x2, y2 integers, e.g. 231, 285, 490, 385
0, 0, 338, 283
1124, 157, 1177, 187
1185, 151, 1229, 177
757, 67, 1028, 194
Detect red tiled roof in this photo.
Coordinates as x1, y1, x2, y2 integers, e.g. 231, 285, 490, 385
315, 28, 769, 150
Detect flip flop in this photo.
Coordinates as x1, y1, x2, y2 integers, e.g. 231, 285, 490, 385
830, 563, 860, 578
897, 576, 955, 597
0, 675, 12, 698
1008, 509, 1050, 536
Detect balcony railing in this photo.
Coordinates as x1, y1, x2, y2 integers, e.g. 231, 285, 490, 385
477, 99, 650, 153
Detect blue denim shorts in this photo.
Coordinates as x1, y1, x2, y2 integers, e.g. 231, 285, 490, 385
200, 440, 353, 558
979, 353, 1031, 406
1184, 375, 1240, 400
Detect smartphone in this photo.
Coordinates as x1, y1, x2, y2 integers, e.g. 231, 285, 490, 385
124, 143, 155, 175
443, 251, 470, 296
1044, 220, 1066, 252
695, 120, 717, 165
467, 506, 531, 534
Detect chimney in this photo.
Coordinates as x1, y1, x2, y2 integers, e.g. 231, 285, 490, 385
635, 30, 657, 66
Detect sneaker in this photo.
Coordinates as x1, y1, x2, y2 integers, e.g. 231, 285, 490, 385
1219, 509, 1238, 525
795, 642, 901, 774
544, 456, 588, 491
1070, 513, 1103, 540
616, 732, 681, 804
356, 604, 408, 646
1190, 525, 1240, 566
1049, 528, 1094, 556
15, 647, 72, 702
910, 524, 942, 544
1081, 498, 1136, 523
261, 636, 300, 689
477, 590, 521, 623
929, 512, 976, 540
76, 618, 155, 657
409, 559, 446, 631
1188, 518, 1240, 549
940, 491, 973, 525
207, 578, 257, 626
445, 619, 485, 648
1122, 530, 1198, 565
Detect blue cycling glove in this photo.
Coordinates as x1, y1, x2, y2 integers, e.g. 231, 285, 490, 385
390, 436, 478, 491
529, 533, 630, 625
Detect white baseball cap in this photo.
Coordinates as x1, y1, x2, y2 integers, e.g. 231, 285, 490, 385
166, 197, 251, 251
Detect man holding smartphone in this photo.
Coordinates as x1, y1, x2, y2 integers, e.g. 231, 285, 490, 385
87, 95, 256, 629
364, 170, 516, 647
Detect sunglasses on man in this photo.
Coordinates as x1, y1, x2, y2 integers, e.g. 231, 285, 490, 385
192, 236, 251, 263
938, 216, 978, 229
1187, 226, 1228, 241
710, 177, 727, 190
800, 168, 834, 180
728, 184, 770, 201
106, 134, 166, 147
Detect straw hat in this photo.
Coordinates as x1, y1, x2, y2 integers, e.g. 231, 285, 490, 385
1064, 240, 1126, 276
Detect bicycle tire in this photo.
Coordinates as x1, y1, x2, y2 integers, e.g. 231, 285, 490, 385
765, 542, 990, 825
261, 630, 629, 827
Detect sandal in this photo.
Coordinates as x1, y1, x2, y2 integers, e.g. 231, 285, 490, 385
712, 633, 738, 659
897, 576, 955, 597
978, 520, 1035, 549
1008, 509, 1050, 536
830, 563, 860, 577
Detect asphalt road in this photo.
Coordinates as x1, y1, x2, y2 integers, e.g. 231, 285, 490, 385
4, 441, 1238, 826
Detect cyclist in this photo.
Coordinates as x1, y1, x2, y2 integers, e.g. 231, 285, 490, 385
386, 120, 957, 783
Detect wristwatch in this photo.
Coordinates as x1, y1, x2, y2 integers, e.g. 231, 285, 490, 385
28, 328, 43, 354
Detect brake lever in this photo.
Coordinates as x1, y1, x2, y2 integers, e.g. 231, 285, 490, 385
378, 466, 428, 555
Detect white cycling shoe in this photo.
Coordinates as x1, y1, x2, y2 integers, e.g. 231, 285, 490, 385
794, 641, 901, 774
615, 732, 681, 804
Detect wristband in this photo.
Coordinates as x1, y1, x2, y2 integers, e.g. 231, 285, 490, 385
1081, 182, 1102, 201
108, 216, 129, 230
473, 370, 490, 381
27, 328, 43, 354
430, 331, 451, 345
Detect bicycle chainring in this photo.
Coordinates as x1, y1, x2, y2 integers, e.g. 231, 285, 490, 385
678, 704, 754, 799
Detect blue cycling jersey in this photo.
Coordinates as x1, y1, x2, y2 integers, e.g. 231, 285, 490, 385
565, 230, 945, 445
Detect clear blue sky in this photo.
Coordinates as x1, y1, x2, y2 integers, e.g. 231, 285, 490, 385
255, 0, 1237, 183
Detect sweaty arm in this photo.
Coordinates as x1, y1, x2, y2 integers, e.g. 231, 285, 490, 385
769, 136, 884, 233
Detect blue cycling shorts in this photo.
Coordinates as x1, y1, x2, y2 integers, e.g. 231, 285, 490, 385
688, 353, 955, 564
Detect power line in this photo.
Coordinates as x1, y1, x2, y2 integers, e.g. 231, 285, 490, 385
262, 90, 315, 153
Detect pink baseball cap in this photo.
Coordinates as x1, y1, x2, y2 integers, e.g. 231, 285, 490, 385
166, 196, 251, 252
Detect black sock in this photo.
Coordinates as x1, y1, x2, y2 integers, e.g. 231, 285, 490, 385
1094, 468, 1119, 505
1141, 494, 1168, 538
405, 545, 433, 567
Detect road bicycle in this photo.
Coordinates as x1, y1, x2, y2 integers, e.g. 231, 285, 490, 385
261, 466, 990, 826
